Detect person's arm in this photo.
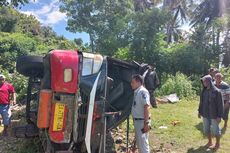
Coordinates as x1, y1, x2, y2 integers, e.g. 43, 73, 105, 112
143, 104, 151, 133
141, 90, 151, 133
154, 72, 160, 90
11, 92, 16, 105
144, 104, 150, 123
198, 93, 203, 118
216, 91, 223, 123
8, 84, 16, 105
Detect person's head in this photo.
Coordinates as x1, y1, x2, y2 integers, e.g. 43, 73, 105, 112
201, 75, 212, 88
215, 73, 223, 85
131, 74, 143, 90
0, 74, 5, 84
208, 68, 215, 77
208, 68, 219, 78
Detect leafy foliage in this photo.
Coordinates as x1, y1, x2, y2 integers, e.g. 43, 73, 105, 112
190, 0, 225, 27
60, 0, 134, 54
113, 47, 131, 60
129, 9, 169, 64
0, 7, 18, 32
0, 0, 28, 8
220, 67, 230, 85
156, 72, 195, 98
0, 32, 36, 70
0, 0, 229, 99
163, 0, 194, 43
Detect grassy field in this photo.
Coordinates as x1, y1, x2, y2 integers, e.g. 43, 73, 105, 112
146, 98, 230, 153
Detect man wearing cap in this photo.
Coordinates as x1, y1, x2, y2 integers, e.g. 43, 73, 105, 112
214, 73, 230, 129
198, 75, 223, 150
131, 74, 151, 153
0, 74, 16, 136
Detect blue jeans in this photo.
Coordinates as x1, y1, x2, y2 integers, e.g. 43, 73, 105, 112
203, 118, 221, 136
0, 104, 11, 125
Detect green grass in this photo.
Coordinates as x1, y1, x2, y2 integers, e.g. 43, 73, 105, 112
147, 98, 230, 153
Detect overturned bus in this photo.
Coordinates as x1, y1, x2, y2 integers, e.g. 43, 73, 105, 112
15, 50, 150, 153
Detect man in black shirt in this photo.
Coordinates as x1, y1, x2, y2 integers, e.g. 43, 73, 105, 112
142, 66, 160, 108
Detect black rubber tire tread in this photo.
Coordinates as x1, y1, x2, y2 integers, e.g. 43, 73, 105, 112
16, 55, 44, 77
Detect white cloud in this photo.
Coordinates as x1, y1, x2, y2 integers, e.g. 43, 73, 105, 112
45, 10, 66, 25
36, 5, 50, 15
19, 0, 66, 26
29, 0, 39, 3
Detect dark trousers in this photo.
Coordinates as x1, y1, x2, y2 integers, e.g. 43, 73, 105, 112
223, 102, 229, 121
148, 90, 156, 107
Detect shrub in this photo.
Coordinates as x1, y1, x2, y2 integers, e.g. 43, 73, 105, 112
220, 67, 230, 85
156, 72, 195, 98
189, 74, 203, 95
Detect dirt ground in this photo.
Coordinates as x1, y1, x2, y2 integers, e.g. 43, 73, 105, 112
111, 127, 173, 153
0, 104, 27, 153
0, 121, 24, 153
0, 104, 172, 153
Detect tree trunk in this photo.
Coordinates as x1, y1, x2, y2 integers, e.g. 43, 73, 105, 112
212, 25, 215, 47
216, 28, 220, 47
89, 33, 95, 53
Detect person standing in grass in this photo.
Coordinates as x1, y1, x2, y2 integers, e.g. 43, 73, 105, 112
131, 74, 151, 153
0, 74, 16, 136
198, 75, 223, 150
142, 66, 160, 108
214, 73, 230, 129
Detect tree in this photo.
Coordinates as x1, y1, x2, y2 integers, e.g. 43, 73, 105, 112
74, 38, 83, 46
163, 0, 193, 43
190, 0, 225, 27
133, 0, 154, 12
60, 0, 133, 54
0, 32, 36, 70
16, 13, 41, 35
190, 0, 230, 64
40, 26, 57, 38
0, 7, 18, 32
222, 1, 230, 66
129, 8, 169, 68
0, 0, 28, 8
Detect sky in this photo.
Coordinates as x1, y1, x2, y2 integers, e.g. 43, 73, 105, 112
19, 0, 90, 43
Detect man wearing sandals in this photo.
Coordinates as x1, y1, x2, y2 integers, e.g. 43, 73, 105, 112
0, 74, 16, 136
198, 75, 223, 150
214, 73, 230, 129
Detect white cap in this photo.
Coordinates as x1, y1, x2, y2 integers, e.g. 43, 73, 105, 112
0, 74, 6, 79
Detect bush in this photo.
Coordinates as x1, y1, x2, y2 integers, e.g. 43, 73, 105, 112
220, 67, 230, 85
156, 72, 195, 98
189, 75, 203, 95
